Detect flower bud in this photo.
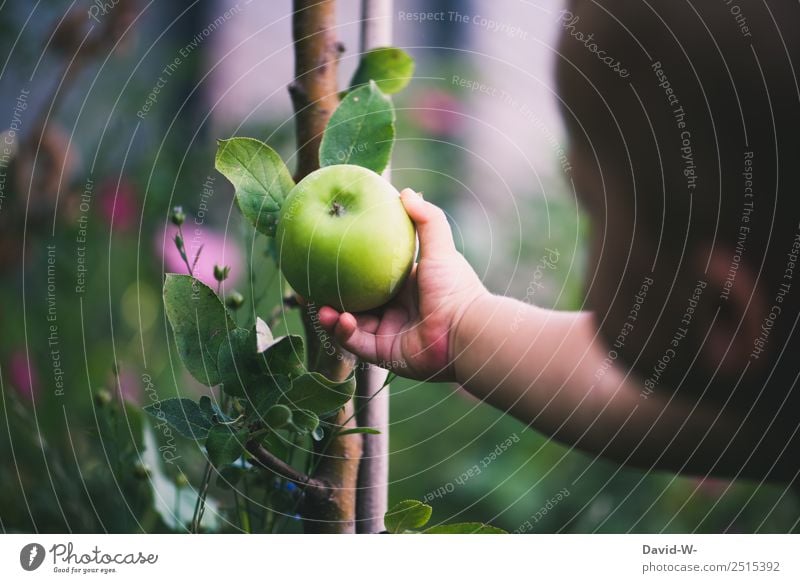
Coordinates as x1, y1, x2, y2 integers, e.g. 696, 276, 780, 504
214, 264, 230, 282
94, 388, 112, 407
133, 462, 151, 480
225, 291, 244, 310
170, 206, 186, 226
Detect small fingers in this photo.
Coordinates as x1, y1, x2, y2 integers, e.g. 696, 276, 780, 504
400, 189, 456, 260
318, 305, 340, 330
319, 306, 380, 334
353, 313, 381, 334
334, 313, 379, 362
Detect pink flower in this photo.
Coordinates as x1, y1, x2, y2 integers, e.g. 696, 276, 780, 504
692, 476, 731, 497
99, 176, 139, 232
410, 89, 463, 136
154, 224, 244, 289
114, 368, 141, 405
8, 351, 38, 401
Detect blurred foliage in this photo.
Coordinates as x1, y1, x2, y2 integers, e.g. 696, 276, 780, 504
0, 0, 797, 534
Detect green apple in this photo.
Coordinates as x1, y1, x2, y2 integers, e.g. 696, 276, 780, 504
276, 164, 416, 312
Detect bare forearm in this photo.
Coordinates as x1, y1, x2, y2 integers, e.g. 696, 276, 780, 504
452, 294, 763, 478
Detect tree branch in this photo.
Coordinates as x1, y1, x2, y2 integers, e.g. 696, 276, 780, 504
290, 0, 362, 534
246, 441, 326, 495
290, 0, 344, 180
300, 401, 362, 533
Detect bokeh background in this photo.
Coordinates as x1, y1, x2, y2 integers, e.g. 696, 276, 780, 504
1, 0, 797, 533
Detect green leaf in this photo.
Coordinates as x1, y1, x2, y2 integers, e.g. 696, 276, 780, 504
384, 499, 432, 533
424, 523, 507, 534
163, 274, 234, 386
290, 409, 319, 434
265, 404, 292, 429
337, 426, 380, 436
261, 334, 305, 378
350, 47, 415, 94
215, 137, 294, 237
199, 395, 214, 417
143, 398, 214, 440
217, 327, 258, 397
206, 425, 248, 467
216, 465, 244, 490
121, 401, 145, 450
258, 431, 291, 461
217, 323, 304, 398
279, 371, 356, 415
247, 374, 293, 422
199, 395, 231, 423
319, 81, 395, 173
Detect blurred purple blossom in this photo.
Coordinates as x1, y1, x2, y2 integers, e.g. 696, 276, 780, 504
692, 476, 731, 497
8, 351, 38, 401
154, 224, 244, 288
114, 368, 141, 405
410, 89, 463, 136
99, 176, 138, 232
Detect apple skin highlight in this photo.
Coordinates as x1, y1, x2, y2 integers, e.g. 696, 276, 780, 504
276, 164, 416, 312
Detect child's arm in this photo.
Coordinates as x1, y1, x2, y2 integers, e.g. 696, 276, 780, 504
319, 191, 778, 480
452, 294, 756, 478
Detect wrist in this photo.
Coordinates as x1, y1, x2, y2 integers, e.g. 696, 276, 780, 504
449, 289, 494, 384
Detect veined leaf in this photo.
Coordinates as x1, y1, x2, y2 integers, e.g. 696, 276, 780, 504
206, 425, 248, 467
350, 47, 414, 94
215, 137, 294, 236
278, 371, 356, 415
384, 499, 432, 533
424, 523, 507, 534
163, 274, 234, 386
319, 81, 395, 173
143, 398, 214, 440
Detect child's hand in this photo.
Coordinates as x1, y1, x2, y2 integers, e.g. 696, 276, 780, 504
318, 189, 488, 381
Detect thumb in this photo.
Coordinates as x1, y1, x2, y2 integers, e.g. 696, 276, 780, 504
400, 188, 456, 260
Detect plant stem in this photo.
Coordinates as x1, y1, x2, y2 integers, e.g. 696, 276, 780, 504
353, 0, 394, 534
260, 484, 273, 533
190, 461, 213, 533
300, 402, 361, 533
338, 374, 393, 438
233, 488, 244, 532
290, 0, 363, 534
267, 295, 300, 329
191, 244, 204, 274
355, 365, 391, 533
246, 441, 325, 493
174, 483, 180, 524
175, 224, 194, 277
271, 432, 298, 534
242, 470, 253, 534
291, 375, 391, 491
290, 0, 344, 180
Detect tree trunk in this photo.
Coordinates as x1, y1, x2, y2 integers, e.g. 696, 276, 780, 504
291, 0, 362, 534
354, 0, 393, 534
290, 0, 343, 180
